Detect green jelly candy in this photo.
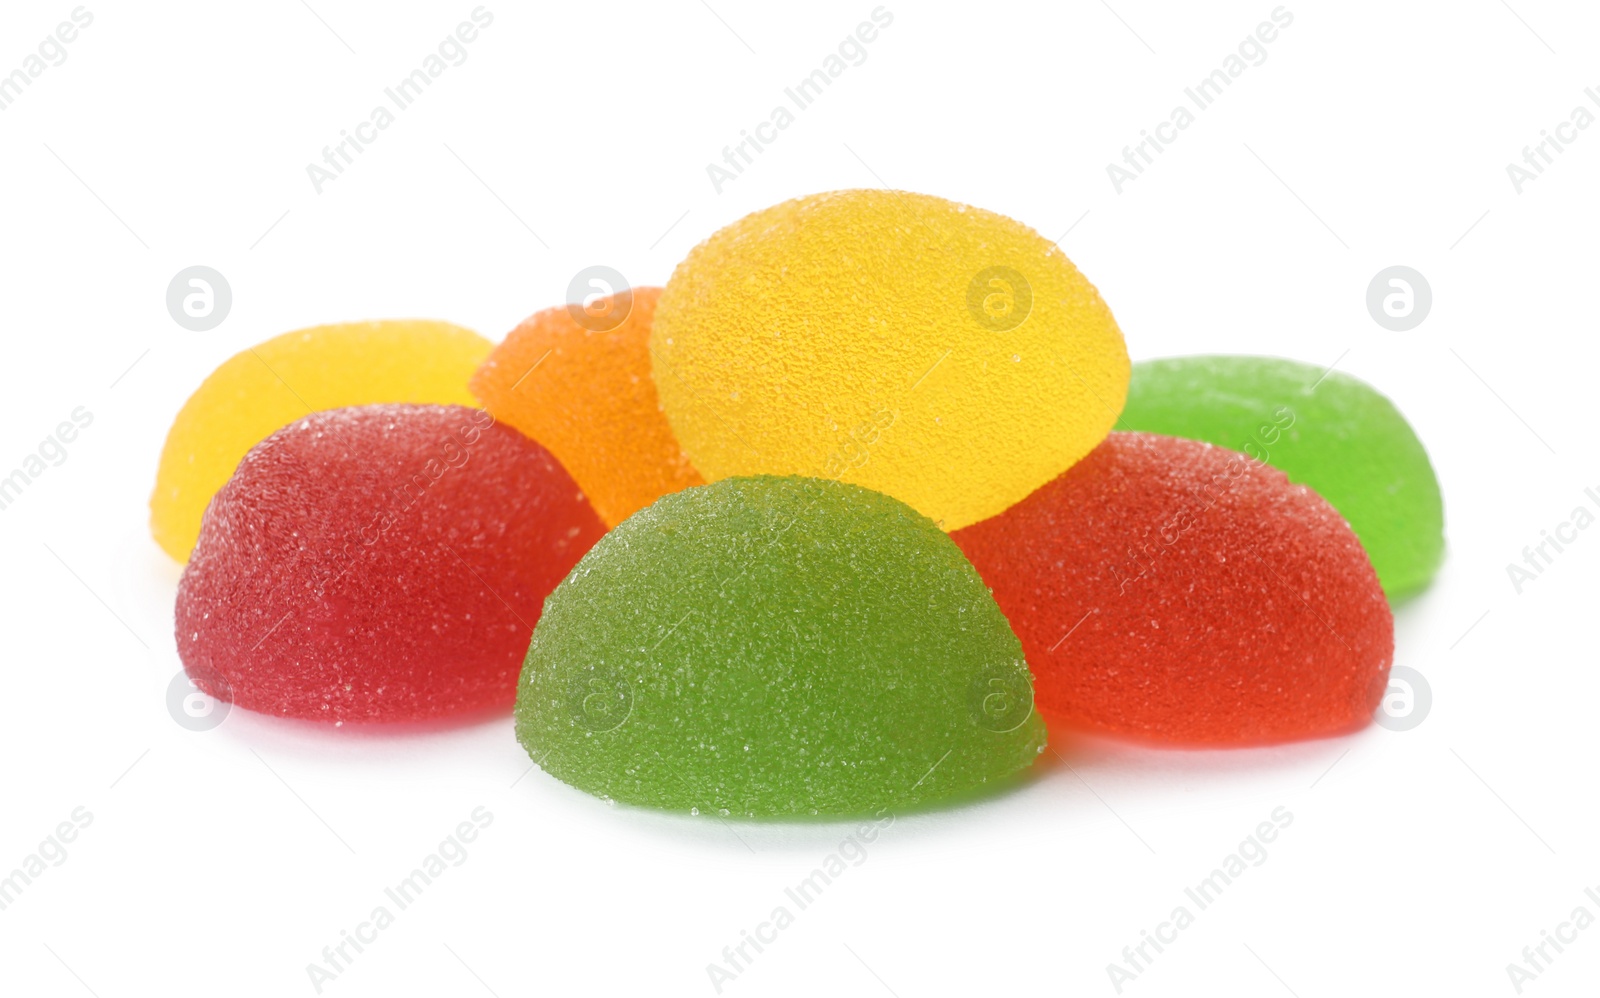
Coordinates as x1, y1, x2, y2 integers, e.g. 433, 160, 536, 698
1120, 355, 1444, 599
514, 476, 1046, 817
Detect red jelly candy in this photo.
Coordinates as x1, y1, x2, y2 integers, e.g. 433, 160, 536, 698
952, 432, 1393, 745
176, 404, 605, 724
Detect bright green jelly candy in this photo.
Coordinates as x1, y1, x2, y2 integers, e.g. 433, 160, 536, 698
1120, 355, 1444, 599
514, 476, 1046, 817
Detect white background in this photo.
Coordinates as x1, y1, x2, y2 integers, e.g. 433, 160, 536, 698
2, 1, 1597, 995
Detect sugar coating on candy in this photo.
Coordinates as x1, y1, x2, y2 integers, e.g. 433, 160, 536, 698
470, 287, 703, 527
651, 189, 1129, 532
1119, 355, 1444, 599
176, 404, 605, 724
515, 476, 1046, 816
953, 433, 1393, 745
151, 320, 491, 562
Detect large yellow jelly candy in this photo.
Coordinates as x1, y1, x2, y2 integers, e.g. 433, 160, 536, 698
150, 320, 491, 562
651, 190, 1130, 531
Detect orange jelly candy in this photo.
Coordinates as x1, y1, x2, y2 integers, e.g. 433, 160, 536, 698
471, 287, 702, 527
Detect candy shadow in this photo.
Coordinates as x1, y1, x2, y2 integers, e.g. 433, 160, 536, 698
206, 699, 516, 769
503, 733, 1058, 854
580, 772, 1048, 854
1034, 709, 1376, 789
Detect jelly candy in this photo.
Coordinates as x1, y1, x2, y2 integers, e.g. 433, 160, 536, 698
515, 475, 1047, 815
176, 404, 604, 723
953, 433, 1393, 744
151, 320, 490, 561
651, 189, 1129, 531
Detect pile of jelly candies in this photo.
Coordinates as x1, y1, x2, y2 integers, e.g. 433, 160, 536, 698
160, 189, 1442, 817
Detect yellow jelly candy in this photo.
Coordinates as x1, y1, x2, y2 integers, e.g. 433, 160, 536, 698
150, 320, 491, 562
651, 189, 1130, 531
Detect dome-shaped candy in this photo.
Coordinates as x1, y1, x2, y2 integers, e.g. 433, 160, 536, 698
953, 433, 1394, 745
471, 287, 702, 527
152, 320, 491, 561
651, 189, 1129, 531
176, 404, 605, 723
1119, 355, 1444, 599
515, 476, 1047, 815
